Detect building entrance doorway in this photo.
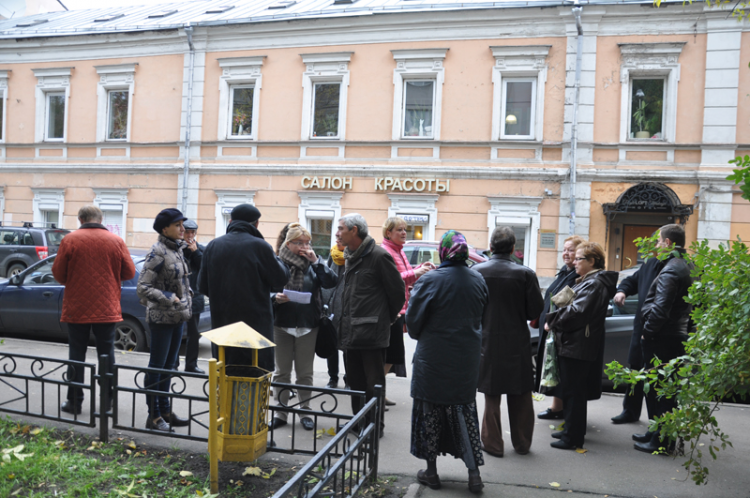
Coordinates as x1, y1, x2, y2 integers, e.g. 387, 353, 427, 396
621, 225, 658, 270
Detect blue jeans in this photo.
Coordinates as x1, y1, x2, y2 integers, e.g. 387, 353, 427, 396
145, 322, 184, 419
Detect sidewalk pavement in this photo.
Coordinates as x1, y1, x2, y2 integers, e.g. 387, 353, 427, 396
1, 336, 748, 498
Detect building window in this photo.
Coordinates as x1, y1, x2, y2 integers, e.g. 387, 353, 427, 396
391, 49, 447, 141
486, 195, 542, 271
93, 189, 129, 239
312, 83, 340, 138
501, 78, 536, 139
618, 42, 685, 144
32, 189, 65, 228
217, 57, 265, 141
402, 81, 435, 139
310, 218, 333, 257
401, 214, 429, 240
490, 45, 550, 142
230, 86, 254, 137
300, 52, 352, 141
45, 92, 65, 141
95, 63, 137, 143
298, 191, 343, 255
214, 189, 257, 238
629, 78, 665, 140
387, 194, 439, 242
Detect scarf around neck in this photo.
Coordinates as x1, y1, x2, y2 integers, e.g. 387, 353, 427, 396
344, 236, 374, 270
330, 244, 345, 266
279, 244, 310, 291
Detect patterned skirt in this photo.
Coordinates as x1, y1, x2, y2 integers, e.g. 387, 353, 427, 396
410, 399, 484, 470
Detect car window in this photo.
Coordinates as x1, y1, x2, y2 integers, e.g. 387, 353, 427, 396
0, 230, 19, 245
402, 246, 416, 266
23, 260, 60, 286
612, 294, 638, 316
416, 247, 438, 266
22, 232, 35, 245
45, 230, 68, 246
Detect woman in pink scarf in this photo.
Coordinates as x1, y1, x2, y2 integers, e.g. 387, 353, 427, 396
381, 217, 435, 405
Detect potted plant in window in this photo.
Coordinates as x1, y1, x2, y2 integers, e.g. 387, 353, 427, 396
633, 100, 650, 139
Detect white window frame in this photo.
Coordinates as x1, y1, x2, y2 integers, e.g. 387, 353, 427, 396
387, 193, 439, 242
400, 79, 437, 140
618, 42, 685, 144
0, 70, 8, 143
32, 188, 65, 228
214, 189, 256, 238
391, 49, 448, 141
499, 77, 537, 140
486, 196, 542, 271
490, 45, 550, 142
93, 189, 129, 239
217, 57, 265, 141
95, 63, 137, 142
33, 67, 73, 143
297, 191, 343, 249
300, 52, 352, 141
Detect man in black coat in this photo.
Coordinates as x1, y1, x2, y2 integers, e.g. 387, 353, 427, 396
610, 255, 664, 424
473, 227, 544, 457
633, 224, 692, 454
197, 204, 289, 371
181, 219, 206, 373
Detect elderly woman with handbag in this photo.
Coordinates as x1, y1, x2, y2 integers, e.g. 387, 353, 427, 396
544, 241, 617, 449
270, 223, 338, 431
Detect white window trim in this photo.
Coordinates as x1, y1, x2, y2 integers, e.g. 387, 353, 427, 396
32, 188, 65, 228
618, 42, 686, 144
499, 77, 537, 140
490, 45, 550, 142
297, 191, 343, 249
217, 57, 265, 141
487, 196, 542, 271
387, 193, 439, 242
391, 49, 448, 141
214, 189, 256, 239
0, 70, 8, 143
300, 52, 352, 141
95, 63, 137, 143
33, 67, 73, 143
92, 188, 129, 239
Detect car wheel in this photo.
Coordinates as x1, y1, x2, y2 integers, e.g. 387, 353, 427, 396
7, 263, 26, 277
115, 318, 147, 352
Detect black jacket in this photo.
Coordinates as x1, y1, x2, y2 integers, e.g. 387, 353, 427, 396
338, 238, 405, 350
616, 257, 664, 365
641, 250, 692, 341
474, 254, 544, 396
183, 243, 206, 314
198, 221, 290, 370
273, 257, 338, 329
407, 261, 489, 405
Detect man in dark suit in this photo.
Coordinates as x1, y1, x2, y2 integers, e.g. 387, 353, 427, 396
181, 219, 205, 374
473, 226, 544, 457
610, 253, 664, 424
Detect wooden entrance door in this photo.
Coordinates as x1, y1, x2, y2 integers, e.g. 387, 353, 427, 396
622, 225, 658, 270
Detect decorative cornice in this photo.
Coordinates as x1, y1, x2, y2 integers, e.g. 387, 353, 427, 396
300, 51, 353, 64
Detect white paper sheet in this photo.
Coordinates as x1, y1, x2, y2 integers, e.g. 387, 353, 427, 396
283, 290, 312, 304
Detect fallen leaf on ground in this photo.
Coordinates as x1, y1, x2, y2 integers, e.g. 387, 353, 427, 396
128, 441, 137, 450
243, 467, 263, 477
550, 482, 561, 487
556, 422, 565, 431
179, 471, 193, 477
30, 428, 43, 435
575, 448, 588, 454
326, 427, 336, 436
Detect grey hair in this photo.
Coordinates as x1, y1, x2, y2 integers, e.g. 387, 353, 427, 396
490, 226, 516, 255
339, 213, 369, 239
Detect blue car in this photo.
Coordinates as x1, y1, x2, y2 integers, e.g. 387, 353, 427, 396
0, 253, 211, 352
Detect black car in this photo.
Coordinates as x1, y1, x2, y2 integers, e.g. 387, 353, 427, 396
0, 253, 210, 352
0, 222, 70, 277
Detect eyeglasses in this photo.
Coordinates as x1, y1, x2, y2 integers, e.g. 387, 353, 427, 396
574, 257, 589, 262
289, 241, 311, 247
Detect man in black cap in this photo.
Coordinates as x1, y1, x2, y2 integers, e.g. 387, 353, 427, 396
198, 204, 289, 370
182, 219, 205, 373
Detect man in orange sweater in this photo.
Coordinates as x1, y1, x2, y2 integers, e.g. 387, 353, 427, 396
52, 205, 135, 414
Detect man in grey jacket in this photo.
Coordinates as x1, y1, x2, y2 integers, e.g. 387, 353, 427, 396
335, 213, 405, 432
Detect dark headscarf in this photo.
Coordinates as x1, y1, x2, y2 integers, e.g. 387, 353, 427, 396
439, 230, 469, 263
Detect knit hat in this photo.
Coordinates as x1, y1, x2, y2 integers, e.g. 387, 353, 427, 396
153, 208, 187, 234
230, 204, 261, 224
183, 219, 198, 231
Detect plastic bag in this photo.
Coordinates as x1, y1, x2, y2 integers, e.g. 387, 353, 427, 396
540, 333, 560, 388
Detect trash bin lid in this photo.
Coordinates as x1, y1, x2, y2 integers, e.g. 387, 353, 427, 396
201, 322, 276, 349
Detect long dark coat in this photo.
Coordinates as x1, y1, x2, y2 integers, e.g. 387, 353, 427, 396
406, 261, 489, 405
198, 220, 290, 370
473, 254, 544, 396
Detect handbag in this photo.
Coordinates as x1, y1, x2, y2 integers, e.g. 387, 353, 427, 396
315, 305, 338, 359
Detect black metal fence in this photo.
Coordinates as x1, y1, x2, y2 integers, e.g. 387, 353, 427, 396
0, 351, 382, 498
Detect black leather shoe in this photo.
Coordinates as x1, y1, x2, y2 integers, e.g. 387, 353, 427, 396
634, 440, 663, 454
468, 471, 484, 494
185, 365, 205, 375
537, 408, 564, 420
417, 470, 441, 490
165, 412, 190, 427
551, 431, 564, 440
300, 417, 314, 431
632, 432, 654, 443
146, 417, 174, 432
269, 417, 287, 430
611, 411, 638, 424
326, 379, 338, 389
61, 401, 82, 415
550, 439, 577, 450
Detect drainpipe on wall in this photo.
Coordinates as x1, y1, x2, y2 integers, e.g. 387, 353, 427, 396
181, 24, 195, 214
569, 4, 583, 236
